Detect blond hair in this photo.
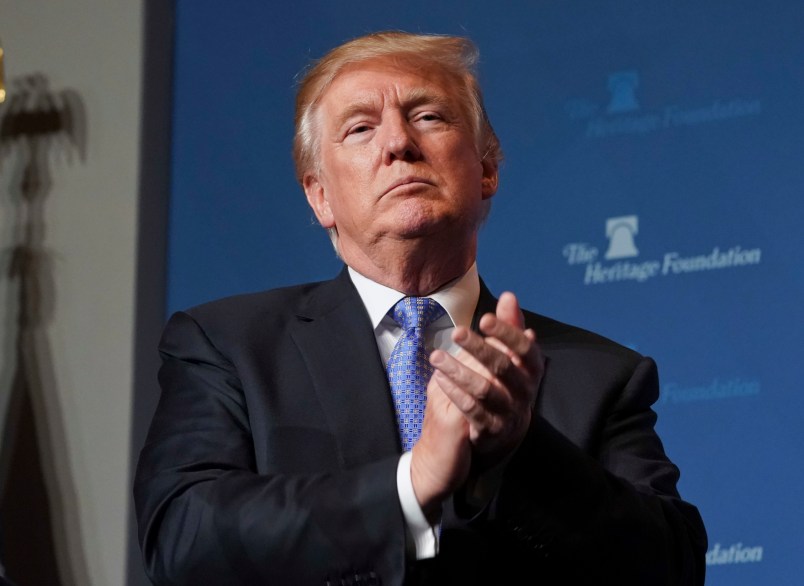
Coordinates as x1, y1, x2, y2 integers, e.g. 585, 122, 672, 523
292, 30, 502, 184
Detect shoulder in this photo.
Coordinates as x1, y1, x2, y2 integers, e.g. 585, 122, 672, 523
520, 309, 661, 432
521, 307, 650, 380
185, 279, 328, 322
523, 309, 635, 353
160, 274, 350, 352
477, 278, 644, 367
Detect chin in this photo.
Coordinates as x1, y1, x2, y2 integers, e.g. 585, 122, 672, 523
397, 218, 463, 242
388, 200, 474, 240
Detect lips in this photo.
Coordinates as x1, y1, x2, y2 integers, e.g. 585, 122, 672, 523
383, 176, 435, 196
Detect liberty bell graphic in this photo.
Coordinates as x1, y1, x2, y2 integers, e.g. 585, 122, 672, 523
604, 215, 639, 260
606, 71, 639, 114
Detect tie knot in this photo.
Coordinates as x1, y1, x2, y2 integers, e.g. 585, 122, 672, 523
391, 297, 446, 332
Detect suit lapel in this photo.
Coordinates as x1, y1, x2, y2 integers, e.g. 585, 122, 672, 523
289, 268, 401, 468
471, 279, 498, 332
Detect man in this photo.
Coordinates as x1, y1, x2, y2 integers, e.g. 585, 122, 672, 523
135, 31, 707, 585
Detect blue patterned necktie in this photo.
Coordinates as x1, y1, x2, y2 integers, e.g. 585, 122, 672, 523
386, 297, 446, 451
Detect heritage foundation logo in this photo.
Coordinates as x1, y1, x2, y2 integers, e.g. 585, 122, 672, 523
661, 377, 761, 404
706, 542, 764, 566
564, 70, 762, 138
562, 215, 762, 285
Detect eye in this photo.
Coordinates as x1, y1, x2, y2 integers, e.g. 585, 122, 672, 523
414, 112, 443, 123
345, 120, 376, 138
349, 124, 371, 134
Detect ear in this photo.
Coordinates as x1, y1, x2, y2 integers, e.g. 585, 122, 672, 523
303, 173, 336, 229
480, 158, 498, 199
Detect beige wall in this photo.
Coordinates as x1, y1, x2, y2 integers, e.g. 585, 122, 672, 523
0, 1, 144, 584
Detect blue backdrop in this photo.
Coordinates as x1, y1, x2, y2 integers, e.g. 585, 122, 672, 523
166, 1, 804, 582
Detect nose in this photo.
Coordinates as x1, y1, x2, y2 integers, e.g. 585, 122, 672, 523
381, 114, 422, 165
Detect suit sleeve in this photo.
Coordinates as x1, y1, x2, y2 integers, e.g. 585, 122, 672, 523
455, 355, 708, 585
134, 311, 405, 586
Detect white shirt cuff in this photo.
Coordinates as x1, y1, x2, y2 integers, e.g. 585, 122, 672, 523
396, 452, 439, 559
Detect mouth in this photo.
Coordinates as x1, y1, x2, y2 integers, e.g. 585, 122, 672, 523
383, 176, 435, 196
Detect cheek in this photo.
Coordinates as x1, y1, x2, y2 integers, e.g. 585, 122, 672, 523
441, 137, 483, 171
327, 148, 376, 187
444, 153, 484, 192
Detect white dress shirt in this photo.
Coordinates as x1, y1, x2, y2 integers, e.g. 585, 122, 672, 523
348, 263, 480, 559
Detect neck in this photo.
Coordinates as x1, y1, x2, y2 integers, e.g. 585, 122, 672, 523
339, 236, 477, 296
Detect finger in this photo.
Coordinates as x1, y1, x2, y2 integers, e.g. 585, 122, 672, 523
430, 349, 511, 413
496, 291, 525, 328
479, 313, 533, 359
450, 327, 534, 397
478, 319, 544, 393
452, 327, 509, 379
431, 369, 502, 437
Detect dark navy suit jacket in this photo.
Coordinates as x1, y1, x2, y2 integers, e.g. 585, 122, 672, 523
134, 268, 707, 585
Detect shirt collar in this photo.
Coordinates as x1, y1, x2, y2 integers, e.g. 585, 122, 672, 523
348, 262, 479, 329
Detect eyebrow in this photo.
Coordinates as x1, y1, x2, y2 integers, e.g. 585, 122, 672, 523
403, 87, 454, 113
332, 98, 379, 130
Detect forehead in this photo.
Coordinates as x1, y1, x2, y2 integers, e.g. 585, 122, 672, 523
318, 57, 460, 114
